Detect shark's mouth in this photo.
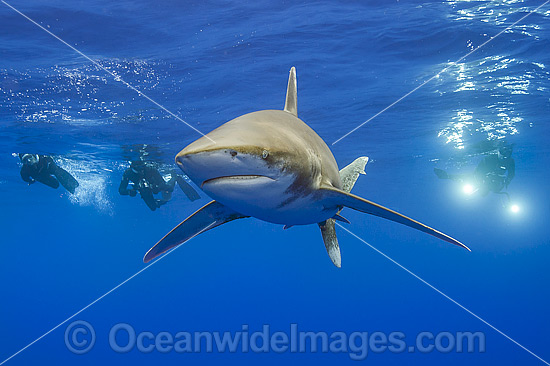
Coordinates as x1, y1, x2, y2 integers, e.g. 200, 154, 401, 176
201, 175, 275, 188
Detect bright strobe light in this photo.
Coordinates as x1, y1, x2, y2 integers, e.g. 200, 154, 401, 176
463, 184, 475, 195
510, 204, 520, 213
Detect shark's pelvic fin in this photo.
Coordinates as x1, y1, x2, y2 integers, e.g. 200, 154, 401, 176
284, 67, 297, 117
317, 157, 369, 267
143, 201, 249, 263
318, 220, 341, 267
332, 213, 350, 224
320, 186, 471, 251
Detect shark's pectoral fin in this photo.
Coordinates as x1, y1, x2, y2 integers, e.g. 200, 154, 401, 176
318, 219, 341, 268
284, 67, 297, 117
143, 201, 249, 263
319, 186, 470, 251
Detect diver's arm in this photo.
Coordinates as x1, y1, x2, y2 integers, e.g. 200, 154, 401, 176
41, 156, 57, 174
145, 166, 165, 187
474, 157, 490, 176
20, 167, 35, 184
119, 172, 131, 195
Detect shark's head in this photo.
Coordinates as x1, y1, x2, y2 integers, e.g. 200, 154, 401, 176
176, 139, 280, 189
175, 110, 330, 219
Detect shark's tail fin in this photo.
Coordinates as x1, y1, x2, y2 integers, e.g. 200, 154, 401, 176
320, 186, 470, 251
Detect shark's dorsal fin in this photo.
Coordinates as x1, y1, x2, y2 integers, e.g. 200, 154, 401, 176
284, 67, 297, 117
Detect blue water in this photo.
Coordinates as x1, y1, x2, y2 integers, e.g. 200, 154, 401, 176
1, 0, 549, 364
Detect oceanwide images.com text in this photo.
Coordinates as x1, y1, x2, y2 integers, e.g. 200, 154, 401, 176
65, 321, 486, 360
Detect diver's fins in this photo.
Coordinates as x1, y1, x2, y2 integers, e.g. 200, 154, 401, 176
318, 220, 341, 267
434, 168, 449, 180
320, 186, 470, 251
176, 176, 200, 201
53, 166, 79, 194
143, 200, 249, 263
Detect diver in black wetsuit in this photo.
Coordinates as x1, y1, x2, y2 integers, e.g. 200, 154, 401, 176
434, 144, 515, 197
19, 153, 79, 194
119, 160, 200, 211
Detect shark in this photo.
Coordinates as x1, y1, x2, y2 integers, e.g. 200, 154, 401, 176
144, 67, 470, 266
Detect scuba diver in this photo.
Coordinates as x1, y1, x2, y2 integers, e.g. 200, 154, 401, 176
19, 153, 79, 194
434, 144, 515, 199
119, 160, 200, 211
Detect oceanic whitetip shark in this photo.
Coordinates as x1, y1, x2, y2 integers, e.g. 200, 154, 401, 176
144, 67, 470, 266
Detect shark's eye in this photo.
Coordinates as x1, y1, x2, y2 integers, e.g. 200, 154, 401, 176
262, 150, 269, 159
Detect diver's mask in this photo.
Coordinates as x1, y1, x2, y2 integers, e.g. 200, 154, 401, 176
130, 160, 146, 174
497, 146, 512, 160
21, 154, 38, 166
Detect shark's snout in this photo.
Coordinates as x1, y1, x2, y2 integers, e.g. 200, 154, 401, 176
174, 152, 190, 177
175, 144, 256, 189
176, 148, 237, 167
175, 140, 211, 169
175, 150, 189, 167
